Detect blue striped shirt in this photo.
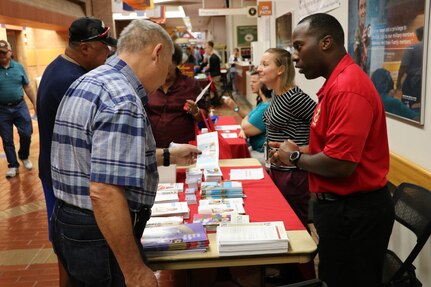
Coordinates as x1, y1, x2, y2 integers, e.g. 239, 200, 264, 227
51, 56, 159, 212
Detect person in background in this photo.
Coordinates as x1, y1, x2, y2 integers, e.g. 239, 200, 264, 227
258, 48, 316, 227
353, 0, 371, 73
185, 46, 196, 65
0, 39, 36, 178
396, 26, 423, 112
50, 19, 200, 286
228, 47, 241, 92
194, 45, 202, 65
202, 41, 222, 100
222, 71, 272, 165
371, 68, 418, 120
37, 16, 116, 286
145, 44, 207, 148
271, 13, 394, 287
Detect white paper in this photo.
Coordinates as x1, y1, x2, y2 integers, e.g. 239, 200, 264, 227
196, 131, 219, 169
215, 125, 241, 131
157, 164, 177, 183
195, 81, 212, 103
221, 133, 238, 138
229, 168, 264, 180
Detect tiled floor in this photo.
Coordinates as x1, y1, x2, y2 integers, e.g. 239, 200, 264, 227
0, 96, 317, 286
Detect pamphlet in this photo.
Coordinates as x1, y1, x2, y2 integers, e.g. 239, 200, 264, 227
196, 132, 219, 169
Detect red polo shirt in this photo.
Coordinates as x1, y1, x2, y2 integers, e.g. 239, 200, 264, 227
308, 54, 389, 195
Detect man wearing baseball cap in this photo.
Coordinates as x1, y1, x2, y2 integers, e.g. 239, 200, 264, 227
0, 39, 36, 178
37, 16, 117, 286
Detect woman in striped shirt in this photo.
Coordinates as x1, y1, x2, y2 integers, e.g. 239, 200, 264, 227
258, 48, 316, 226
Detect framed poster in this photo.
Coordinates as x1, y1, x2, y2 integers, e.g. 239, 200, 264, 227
276, 12, 293, 50
237, 26, 257, 47
348, 0, 429, 125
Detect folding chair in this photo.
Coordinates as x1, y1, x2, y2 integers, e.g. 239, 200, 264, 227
382, 183, 431, 287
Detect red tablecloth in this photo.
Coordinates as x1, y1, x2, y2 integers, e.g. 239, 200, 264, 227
177, 166, 305, 231
215, 116, 251, 159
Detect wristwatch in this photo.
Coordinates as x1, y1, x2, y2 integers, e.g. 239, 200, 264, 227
289, 151, 302, 166
234, 106, 240, 112
163, 148, 170, 166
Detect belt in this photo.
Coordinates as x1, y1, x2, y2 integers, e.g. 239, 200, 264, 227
316, 187, 386, 201
0, 98, 23, 107
316, 192, 342, 201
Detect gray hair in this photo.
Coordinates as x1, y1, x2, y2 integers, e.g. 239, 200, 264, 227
116, 19, 173, 54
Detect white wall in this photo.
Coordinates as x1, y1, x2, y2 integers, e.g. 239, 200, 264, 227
257, 0, 431, 285
225, 0, 258, 61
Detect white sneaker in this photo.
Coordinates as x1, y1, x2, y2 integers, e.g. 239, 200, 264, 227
22, 159, 33, 170
6, 167, 18, 178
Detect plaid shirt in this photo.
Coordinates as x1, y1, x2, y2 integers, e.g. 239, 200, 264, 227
51, 56, 158, 212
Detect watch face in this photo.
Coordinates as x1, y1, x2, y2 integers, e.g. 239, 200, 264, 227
290, 151, 300, 162
234, 106, 239, 112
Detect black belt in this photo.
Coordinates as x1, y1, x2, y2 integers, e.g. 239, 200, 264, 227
316, 187, 385, 202
0, 98, 23, 107
316, 192, 342, 201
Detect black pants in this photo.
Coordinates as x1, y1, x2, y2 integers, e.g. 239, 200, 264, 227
313, 186, 394, 287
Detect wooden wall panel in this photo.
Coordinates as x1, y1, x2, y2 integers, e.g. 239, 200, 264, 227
388, 152, 431, 190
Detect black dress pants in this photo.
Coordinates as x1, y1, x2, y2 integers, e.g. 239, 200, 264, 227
313, 186, 394, 287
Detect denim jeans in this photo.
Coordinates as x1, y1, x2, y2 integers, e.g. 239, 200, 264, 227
51, 200, 150, 287
0, 100, 33, 168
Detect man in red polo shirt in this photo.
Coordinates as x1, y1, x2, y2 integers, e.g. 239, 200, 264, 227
269, 13, 394, 287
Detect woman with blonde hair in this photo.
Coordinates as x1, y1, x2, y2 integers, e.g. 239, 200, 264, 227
258, 48, 316, 226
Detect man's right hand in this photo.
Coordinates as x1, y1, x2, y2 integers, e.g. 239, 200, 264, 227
125, 264, 158, 287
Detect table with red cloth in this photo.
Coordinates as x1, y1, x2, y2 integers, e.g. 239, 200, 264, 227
215, 116, 251, 159
149, 158, 317, 271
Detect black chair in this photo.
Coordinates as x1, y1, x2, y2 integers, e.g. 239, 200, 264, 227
382, 182, 431, 287
280, 278, 327, 287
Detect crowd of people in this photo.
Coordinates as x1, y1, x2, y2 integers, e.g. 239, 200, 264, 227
0, 11, 403, 287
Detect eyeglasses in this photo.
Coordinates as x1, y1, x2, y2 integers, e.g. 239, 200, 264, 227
81, 27, 110, 43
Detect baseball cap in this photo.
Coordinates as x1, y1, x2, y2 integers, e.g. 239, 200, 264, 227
0, 40, 12, 52
69, 17, 117, 47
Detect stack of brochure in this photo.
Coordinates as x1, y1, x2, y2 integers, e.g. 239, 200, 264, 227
193, 213, 232, 231
203, 167, 223, 182
141, 222, 209, 256
197, 198, 245, 215
216, 221, 289, 256
154, 183, 183, 203
146, 216, 184, 228
200, 181, 244, 199
151, 202, 190, 219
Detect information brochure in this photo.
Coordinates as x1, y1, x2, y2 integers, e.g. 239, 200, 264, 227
196, 131, 219, 169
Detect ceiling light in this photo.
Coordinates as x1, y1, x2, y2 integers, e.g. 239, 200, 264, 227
153, 0, 175, 4
165, 5, 186, 18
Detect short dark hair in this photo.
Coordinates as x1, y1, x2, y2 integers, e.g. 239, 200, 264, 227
416, 26, 424, 41
172, 44, 183, 65
207, 41, 214, 48
298, 13, 345, 45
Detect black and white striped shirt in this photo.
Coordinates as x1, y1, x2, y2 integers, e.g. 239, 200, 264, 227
263, 86, 316, 170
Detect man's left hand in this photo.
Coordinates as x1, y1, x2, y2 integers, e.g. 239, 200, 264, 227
268, 140, 299, 166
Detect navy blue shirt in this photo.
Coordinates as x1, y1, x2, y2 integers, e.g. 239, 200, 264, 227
37, 55, 87, 186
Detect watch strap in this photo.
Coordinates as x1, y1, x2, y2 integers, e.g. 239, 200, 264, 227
163, 148, 170, 166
